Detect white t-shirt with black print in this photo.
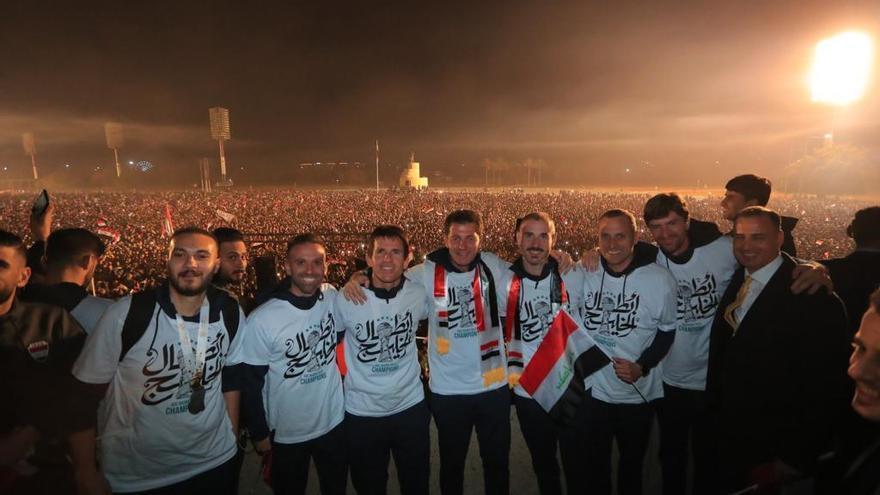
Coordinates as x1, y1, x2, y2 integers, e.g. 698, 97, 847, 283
409, 251, 509, 396
236, 284, 343, 444
655, 235, 737, 390
580, 263, 677, 404
335, 278, 428, 416
72, 294, 243, 493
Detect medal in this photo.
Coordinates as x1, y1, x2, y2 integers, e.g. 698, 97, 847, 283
188, 381, 206, 414
176, 298, 210, 415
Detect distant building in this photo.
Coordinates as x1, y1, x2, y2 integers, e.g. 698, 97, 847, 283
399, 153, 428, 189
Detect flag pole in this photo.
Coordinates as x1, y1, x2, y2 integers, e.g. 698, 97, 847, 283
375, 140, 380, 192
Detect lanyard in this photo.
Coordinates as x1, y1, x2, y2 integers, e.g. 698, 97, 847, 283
175, 297, 210, 386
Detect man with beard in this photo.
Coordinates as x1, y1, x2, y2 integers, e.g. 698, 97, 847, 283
0, 230, 89, 495
721, 174, 798, 257
70, 227, 245, 495
212, 227, 256, 315
707, 207, 850, 493
496, 212, 585, 495
20, 228, 112, 333
573, 209, 677, 495
334, 225, 430, 495
233, 234, 346, 495
641, 193, 738, 495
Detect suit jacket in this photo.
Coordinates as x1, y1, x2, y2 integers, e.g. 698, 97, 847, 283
706, 253, 851, 488
821, 250, 880, 335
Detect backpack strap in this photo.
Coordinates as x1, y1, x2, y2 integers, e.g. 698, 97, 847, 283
218, 291, 241, 341
120, 289, 159, 362
119, 287, 242, 362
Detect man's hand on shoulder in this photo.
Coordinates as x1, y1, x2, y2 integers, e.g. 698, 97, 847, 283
550, 250, 575, 274
579, 247, 601, 272
790, 261, 833, 295
341, 271, 370, 305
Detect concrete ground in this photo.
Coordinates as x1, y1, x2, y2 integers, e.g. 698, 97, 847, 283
238, 407, 666, 495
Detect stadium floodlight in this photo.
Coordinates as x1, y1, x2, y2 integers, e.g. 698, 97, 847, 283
810, 31, 874, 106
22, 132, 38, 180
209, 107, 231, 184
105, 122, 124, 178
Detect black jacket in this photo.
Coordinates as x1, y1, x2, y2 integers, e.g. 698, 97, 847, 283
821, 250, 880, 335
0, 299, 88, 437
706, 253, 851, 489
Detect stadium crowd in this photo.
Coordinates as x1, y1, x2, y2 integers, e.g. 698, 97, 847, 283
1, 177, 879, 495
0, 188, 870, 297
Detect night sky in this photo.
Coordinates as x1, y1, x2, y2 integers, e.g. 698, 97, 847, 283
1, 1, 878, 187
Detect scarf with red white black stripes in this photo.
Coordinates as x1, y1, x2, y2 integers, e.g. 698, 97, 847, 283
504, 258, 567, 388
429, 249, 505, 388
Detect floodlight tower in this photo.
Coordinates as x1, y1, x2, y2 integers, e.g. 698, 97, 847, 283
105, 122, 124, 177
22, 132, 38, 180
209, 107, 231, 184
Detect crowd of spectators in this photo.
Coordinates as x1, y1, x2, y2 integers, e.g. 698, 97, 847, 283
0, 188, 871, 298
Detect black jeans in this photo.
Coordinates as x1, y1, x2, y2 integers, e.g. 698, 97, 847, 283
430, 387, 511, 495
513, 395, 566, 495
345, 401, 430, 495
119, 454, 238, 495
656, 383, 713, 495
271, 422, 347, 495
561, 393, 654, 495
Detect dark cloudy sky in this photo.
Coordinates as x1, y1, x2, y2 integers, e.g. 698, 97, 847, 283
1, 1, 878, 186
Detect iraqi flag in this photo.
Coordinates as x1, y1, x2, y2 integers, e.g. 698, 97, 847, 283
95, 217, 120, 243
162, 204, 175, 238
519, 309, 610, 424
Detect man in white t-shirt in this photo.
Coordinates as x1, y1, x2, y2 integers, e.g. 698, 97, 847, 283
641, 193, 737, 495
573, 209, 677, 495
344, 210, 511, 495
496, 212, 584, 495
335, 225, 430, 494
233, 233, 346, 495
70, 227, 245, 495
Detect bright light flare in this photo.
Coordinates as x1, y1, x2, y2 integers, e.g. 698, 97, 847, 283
810, 31, 874, 106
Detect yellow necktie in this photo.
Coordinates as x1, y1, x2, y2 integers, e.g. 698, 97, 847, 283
723, 275, 752, 333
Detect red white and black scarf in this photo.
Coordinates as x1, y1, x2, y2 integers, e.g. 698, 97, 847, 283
431, 252, 505, 388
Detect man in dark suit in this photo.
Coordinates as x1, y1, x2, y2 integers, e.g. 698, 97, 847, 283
822, 207, 880, 335
707, 206, 852, 494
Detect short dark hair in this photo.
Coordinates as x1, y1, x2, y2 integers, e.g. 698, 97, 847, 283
644, 193, 689, 223
725, 174, 772, 206
286, 233, 326, 255
598, 209, 637, 234
848, 207, 880, 245
444, 210, 483, 236
212, 227, 245, 246
516, 212, 556, 238
870, 288, 880, 313
0, 229, 26, 259
45, 228, 106, 269
368, 225, 409, 257
735, 206, 781, 231
170, 226, 218, 251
